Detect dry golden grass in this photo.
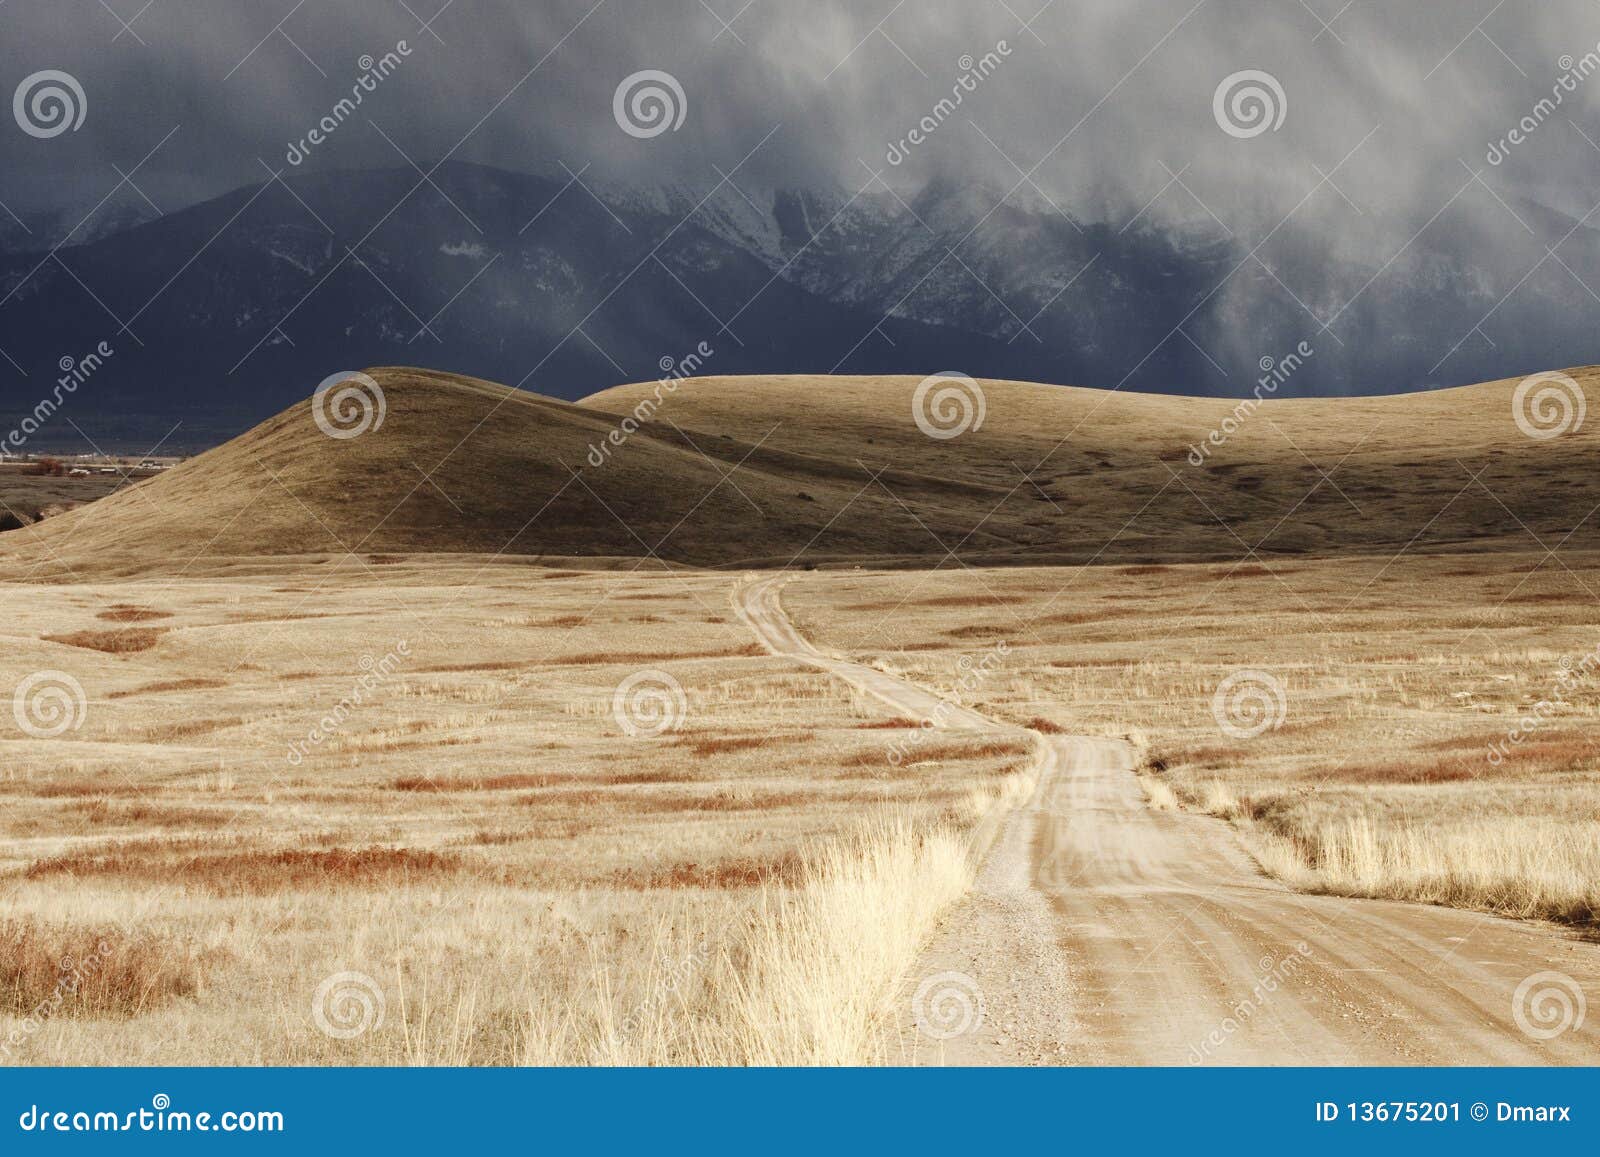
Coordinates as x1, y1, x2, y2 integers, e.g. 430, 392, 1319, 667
4, 365, 1597, 1059
24, 845, 461, 893
783, 552, 1600, 934
1, 919, 210, 1021
0, 564, 1022, 1064
1251, 815, 1599, 926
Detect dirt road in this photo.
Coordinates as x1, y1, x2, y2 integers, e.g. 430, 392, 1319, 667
734, 576, 1600, 1065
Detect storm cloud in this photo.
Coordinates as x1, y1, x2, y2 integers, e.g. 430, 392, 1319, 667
4, 0, 1600, 402
4, 2, 1597, 222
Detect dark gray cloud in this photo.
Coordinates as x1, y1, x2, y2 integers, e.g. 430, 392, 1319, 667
6, 0, 1600, 400
6, 0, 1600, 225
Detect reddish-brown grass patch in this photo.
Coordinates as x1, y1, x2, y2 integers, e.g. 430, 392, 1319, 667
854, 719, 920, 729
544, 644, 760, 666
70, 800, 233, 829
393, 769, 695, 793
1036, 608, 1139, 626
1329, 734, 1596, 783
1412, 728, 1590, 754
414, 660, 524, 674
108, 677, 225, 699
0, 919, 214, 1020
667, 732, 813, 757
1023, 716, 1067, 734
914, 595, 1027, 608
95, 607, 172, 623
679, 735, 767, 757
1175, 743, 1255, 768
944, 624, 1012, 639
1325, 757, 1477, 785
908, 739, 1027, 762
25, 845, 459, 893
43, 628, 166, 653
1211, 564, 1296, 579
33, 779, 148, 799
840, 738, 1026, 768
141, 716, 245, 743
611, 851, 806, 889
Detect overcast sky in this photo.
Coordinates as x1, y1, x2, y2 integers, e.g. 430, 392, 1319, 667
6, 0, 1600, 241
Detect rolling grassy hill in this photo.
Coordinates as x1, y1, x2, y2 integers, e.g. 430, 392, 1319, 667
2, 365, 1598, 578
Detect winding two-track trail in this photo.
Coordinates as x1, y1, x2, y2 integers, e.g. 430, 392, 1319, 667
734, 575, 1600, 1066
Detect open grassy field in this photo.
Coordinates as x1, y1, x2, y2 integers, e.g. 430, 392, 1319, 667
0, 562, 1030, 1064
782, 551, 1600, 933
3, 368, 1597, 1065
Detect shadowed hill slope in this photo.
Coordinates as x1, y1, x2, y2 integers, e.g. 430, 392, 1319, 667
583, 369, 1600, 559
4, 365, 1600, 578
0, 369, 1040, 578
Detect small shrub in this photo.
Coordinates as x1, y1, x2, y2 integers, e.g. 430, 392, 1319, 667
0, 919, 214, 1020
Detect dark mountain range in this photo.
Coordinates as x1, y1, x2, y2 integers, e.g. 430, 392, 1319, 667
1, 160, 1597, 450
